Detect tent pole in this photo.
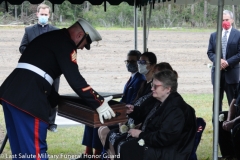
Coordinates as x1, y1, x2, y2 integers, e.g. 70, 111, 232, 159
213, 0, 224, 160
147, 2, 152, 49
134, 0, 138, 50
143, 5, 147, 52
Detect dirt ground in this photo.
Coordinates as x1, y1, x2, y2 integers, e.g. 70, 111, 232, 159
0, 27, 213, 146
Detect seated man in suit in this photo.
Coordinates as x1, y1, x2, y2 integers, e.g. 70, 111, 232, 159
218, 81, 240, 160
19, 3, 59, 132
81, 50, 145, 159
120, 50, 146, 104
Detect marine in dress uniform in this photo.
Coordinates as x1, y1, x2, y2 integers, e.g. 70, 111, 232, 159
0, 18, 115, 160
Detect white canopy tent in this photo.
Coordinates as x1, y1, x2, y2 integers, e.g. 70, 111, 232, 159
0, 0, 239, 159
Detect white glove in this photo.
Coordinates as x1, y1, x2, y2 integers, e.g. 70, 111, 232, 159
96, 96, 116, 124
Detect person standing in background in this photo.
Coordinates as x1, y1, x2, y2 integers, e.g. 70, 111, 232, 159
207, 10, 240, 113
19, 3, 59, 132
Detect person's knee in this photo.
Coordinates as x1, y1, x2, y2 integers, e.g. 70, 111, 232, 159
98, 126, 110, 146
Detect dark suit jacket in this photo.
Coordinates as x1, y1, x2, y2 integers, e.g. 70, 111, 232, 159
19, 24, 58, 54
207, 28, 240, 84
120, 72, 145, 104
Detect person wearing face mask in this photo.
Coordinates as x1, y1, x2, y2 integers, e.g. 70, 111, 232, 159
135, 52, 157, 100
81, 50, 145, 160
19, 3, 58, 54
98, 52, 157, 160
120, 50, 146, 104
19, 3, 59, 133
0, 18, 116, 157
122, 52, 157, 126
207, 10, 240, 115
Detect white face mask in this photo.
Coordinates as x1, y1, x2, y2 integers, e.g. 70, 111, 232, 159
138, 64, 149, 75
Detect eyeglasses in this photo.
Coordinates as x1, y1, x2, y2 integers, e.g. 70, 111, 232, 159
137, 60, 151, 65
124, 60, 137, 64
151, 83, 163, 90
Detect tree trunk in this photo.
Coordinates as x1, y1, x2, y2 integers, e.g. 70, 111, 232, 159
235, 5, 238, 26
191, 4, 194, 15
85, 2, 89, 12
204, 0, 207, 27
168, 4, 171, 19
60, 15, 62, 23
51, 4, 54, 21
21, 3, 23, 20
15, 5, 17, 20
139, 16, 141, 28
232, 5, 237, 29
168, 4, 171, 27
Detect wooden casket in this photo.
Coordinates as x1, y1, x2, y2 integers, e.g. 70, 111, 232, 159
58, 93, 127, 128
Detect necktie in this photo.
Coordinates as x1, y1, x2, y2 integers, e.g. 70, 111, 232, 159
222, 31, 228, 60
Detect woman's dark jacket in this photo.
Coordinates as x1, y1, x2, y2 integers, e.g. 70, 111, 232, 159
123, 92, 197, 160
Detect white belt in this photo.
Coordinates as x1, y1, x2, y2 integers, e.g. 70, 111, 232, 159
16, 63, 53, 85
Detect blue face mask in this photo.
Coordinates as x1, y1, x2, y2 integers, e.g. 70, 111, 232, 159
38, 16, 48, 25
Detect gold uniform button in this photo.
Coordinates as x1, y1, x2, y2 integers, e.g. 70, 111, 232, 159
45, 91, 47, 93
92, 91, 95, 93
101, 100, 103, 102
97, 95, 99, 98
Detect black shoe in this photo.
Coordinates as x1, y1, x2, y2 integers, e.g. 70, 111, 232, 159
48, 124, 57, 132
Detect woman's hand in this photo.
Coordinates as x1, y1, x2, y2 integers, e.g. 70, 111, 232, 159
222, 120, 234, 131
128, 129, 142, 138
126, 104, 134, 114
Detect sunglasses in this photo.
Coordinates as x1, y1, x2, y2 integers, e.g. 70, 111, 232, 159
124, 60, 137, 64
151, 83, 163, 90
137, 60, 151, 65
84, 33, 92, 50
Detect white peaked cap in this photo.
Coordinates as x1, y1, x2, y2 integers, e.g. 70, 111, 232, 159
77, 18, 102, 42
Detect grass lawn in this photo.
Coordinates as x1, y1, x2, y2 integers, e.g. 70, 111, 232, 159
0, 93, 229, 160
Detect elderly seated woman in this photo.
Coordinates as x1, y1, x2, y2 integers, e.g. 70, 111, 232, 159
98, 62, 176, 158
101, 70, 197, 160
